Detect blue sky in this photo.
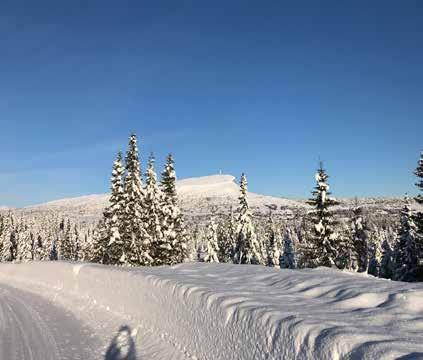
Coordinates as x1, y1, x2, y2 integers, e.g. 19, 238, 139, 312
0, 1, 422, 207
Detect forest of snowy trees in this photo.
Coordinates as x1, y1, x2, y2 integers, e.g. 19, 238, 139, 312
1, 134, 422, 282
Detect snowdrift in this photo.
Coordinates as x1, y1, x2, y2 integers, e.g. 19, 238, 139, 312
1, 262, 423, 359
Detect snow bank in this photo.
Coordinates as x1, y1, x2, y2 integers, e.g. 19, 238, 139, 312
1, 262, 423, 359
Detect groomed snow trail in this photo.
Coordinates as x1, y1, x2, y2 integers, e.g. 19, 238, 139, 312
1, 262, 423, 359
0, 284, 101, 360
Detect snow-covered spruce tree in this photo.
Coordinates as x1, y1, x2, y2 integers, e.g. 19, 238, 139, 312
104, 151, 127, 265
393, 196, 419, 281
336, 223, 356, 270
280, 228, 297, 269
50, 239, 58, 261
158, 154, 189, 265
350, 203, 369, 272
60, 219, 73, 260
305, 163, 339, 268
413, 151, 423, 277
379, 233, 394, 279
144, 154, 165, 265
123, 134, 151, 266
265, 214, 282, 267
89, 218, 110, 264
16, 218, 33, 262
204, 216, 220, 263
73, 225, 81, 261
367, 227, 382, 277
233, 174, 263, 265
297, 224, 313, 269
0, 213, 16, 262
217, 209, 236, 263
0, 214, 4, 260
191, 224, 205, 261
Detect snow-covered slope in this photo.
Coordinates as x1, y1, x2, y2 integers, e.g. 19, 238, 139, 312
1, 262, 422, 359
8, 174, 419, 224
177, 174, 303, 216
21, 174, 305, 221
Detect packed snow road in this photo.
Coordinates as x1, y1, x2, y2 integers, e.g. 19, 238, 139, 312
0, 284, 101, 360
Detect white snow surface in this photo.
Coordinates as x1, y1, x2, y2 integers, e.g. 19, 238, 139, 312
1, 262, 423, 359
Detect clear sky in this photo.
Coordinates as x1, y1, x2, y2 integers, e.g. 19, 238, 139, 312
0, 1, 422, 207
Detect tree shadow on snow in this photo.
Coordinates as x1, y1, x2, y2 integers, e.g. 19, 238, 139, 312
105, 325, 137, 360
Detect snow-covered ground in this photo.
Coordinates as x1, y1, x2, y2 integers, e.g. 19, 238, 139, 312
1, 262, 422, 359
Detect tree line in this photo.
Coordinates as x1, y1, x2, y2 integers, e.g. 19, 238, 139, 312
198, 154, 423, 282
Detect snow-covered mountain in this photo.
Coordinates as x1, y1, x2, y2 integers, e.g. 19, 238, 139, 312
4, 174, 417, 224
20, 174, 306, 222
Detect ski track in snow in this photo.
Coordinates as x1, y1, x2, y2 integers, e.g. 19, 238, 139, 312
0, 284, 101, 360
0, 275, 195, 360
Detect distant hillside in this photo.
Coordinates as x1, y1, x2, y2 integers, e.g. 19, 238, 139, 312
2, 174, 419, 224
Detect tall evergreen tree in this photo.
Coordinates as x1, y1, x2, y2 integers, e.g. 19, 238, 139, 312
60, 219, 73, 260
123, 134, 151, 266
265, 214, 282, 267
217, 209, 236, 263
393, 196, 419, 281
144, 154, 164, 265
0, 214, 5, 260
159, 154, 189, 265
350, 202, 369, 272
380, 234, 394, 279
89, 219, 110, 264
73, 225, 81, 261
50, 239, 58, 261
16, 218, 33, 262
415, 151, 423, 208
336, 223, 356, 270
367, 228, 383, 277
413, 151, 423, 276
105, 151, 127, 265
204, 216, 220, 263
280, 228, 297, 269
0, 213, 16, 262
305, 163, 339, 267
233, 174, 262, 265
